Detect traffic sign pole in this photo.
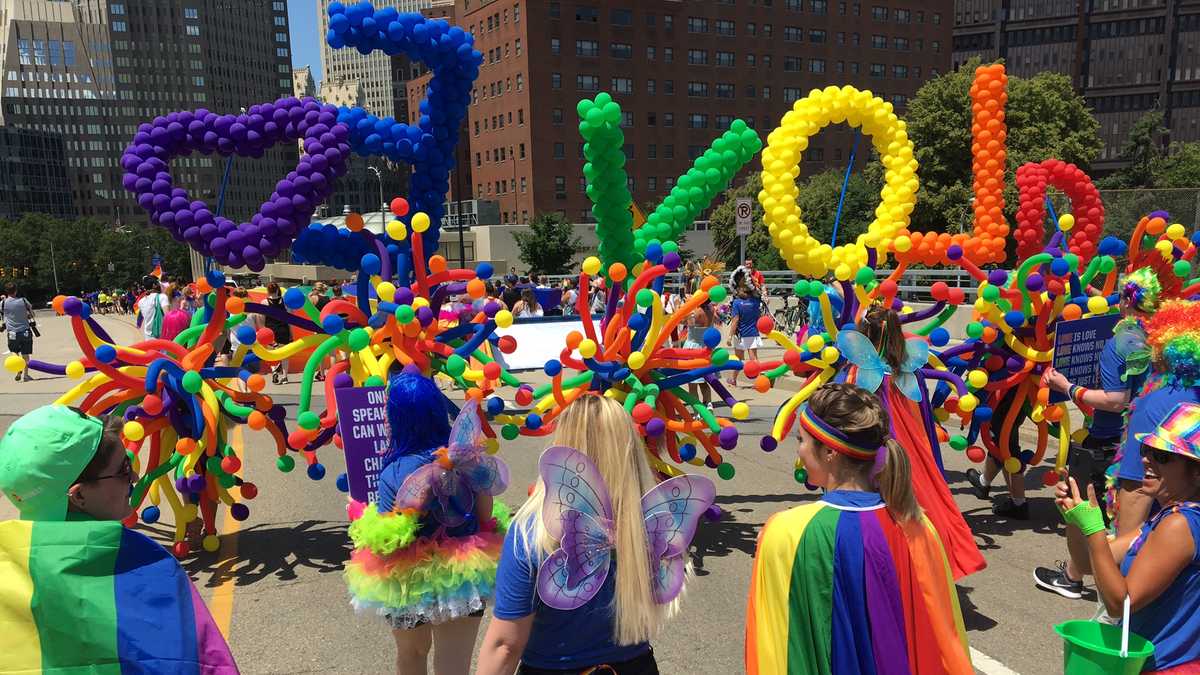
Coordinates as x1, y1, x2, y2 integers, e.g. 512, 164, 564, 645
735, 197, 753, 264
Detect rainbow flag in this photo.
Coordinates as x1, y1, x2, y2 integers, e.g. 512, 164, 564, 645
0, 520, 237, 674
745, 494, 972, 675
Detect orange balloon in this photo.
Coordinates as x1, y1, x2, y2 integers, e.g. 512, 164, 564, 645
466, 278, 486, 298
609, 263, 628, 282
346, 212, 365, 232
247, 410, 267, 430
226, 297, 245, 315
1061, 304, 1083, 321
429, 255, 447, 274
246, 373, 266, 392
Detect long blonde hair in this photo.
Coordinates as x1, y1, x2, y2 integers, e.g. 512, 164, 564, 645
514, 395, 668, 645
807, 383, 922, 522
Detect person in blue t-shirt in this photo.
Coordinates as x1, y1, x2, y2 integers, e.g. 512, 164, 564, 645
477, 395, 682, 675
1056, 401, 1200, 672
805, 279, 844, 337
1032, 290, 1154, 598
726, 285, 763, 388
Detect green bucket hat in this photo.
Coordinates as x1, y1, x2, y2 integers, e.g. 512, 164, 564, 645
0, 405, 104, 521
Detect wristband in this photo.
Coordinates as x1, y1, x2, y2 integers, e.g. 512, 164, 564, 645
1061, 500, 1106, 536
1070, 385, 1089, 405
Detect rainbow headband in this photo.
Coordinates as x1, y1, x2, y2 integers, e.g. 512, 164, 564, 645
798, 404, 881, 461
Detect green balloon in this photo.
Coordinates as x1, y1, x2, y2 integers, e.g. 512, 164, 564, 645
949, 435, 968, 451
662, 241, 679, 253
966, 322, 984, 339
711, 348, 730, 366
347, 328, 370, 352
182, 370, 203, 394
276, 455, 295, 473
717, 462, 736, 480
364, 375, 385, 387
595, 92, 612, 106
576, 99, 594, 117
395, 305, 415, 324
298, 410, 320, 430
636, 288, 655, 307
981, 285, 1000, 302
793, 280, 807, 296
501, 424, 520, 441
731, 119, 748, 133
585, 107, 605, 127
709, 285, 728, 304
1175, 260, 1192, 278
855, 267, 875, 286
446, 354, 467, 377
1099, 257, 1116, 274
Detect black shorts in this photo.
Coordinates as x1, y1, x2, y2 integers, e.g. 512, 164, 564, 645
518, 648, 658, 675
6, 329, 32, 355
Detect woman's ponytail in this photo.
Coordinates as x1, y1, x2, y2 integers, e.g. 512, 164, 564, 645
878, 439, 921, 523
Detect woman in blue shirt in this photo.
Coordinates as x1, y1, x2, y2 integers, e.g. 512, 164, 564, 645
477, 395, 681, 674
726, 285, 763, 388
1057, 401, 1200, 672
344, 372, 509, 675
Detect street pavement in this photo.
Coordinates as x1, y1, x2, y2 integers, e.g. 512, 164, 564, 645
1, 313, 1100, 674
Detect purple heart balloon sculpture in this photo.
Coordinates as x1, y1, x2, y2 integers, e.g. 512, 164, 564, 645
120, 97, 350, 272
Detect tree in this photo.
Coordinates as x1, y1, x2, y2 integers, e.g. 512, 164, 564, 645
709, 169, 882, 270
513, 212, 585, 275
1153, 142, 1200, 188
905, 59, 1103, 231
1097, 110, 1166, 189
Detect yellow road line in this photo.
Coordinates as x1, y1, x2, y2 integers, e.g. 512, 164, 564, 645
208, 425, 243, 640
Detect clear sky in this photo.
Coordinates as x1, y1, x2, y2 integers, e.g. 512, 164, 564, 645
288, 0, 324, 84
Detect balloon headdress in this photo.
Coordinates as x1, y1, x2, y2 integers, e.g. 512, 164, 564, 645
1146, 300, 1200, 386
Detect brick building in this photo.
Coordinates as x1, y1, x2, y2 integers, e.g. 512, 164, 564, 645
0, 0, 296, 222
406, 0, 952, 226
952, 0, 1200, 170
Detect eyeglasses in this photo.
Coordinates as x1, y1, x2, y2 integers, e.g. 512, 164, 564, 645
1140, 445, 1177, 465
82, 457, 134, 483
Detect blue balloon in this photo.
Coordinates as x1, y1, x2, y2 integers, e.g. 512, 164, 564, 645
235, 325, 257, 345
929, 327, 950, 347
283, 287, 307, 310
95, 344, 117, 364
703, 327, 721, 348
361, 253, 381, 275
323, 314, 345, 335
335, 472, 350, 492
1004, 310, 1025, 328
544, 359, 562, 377
487, 396, 504, 415
1050, 258, 1070, 277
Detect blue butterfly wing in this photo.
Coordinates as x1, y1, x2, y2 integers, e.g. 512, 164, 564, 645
538, 446, 614, 543
837, 330, 887, 393
895, 373, 924, 402
899, 338, 930, 374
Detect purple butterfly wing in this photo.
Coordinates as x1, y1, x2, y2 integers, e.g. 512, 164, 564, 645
535, 510, 613, 610
427, 469, 474, 528
538, 446, 614, 542
641, 475, 715, 604
456, 453, 511, 497
391, 463, 441, 512
446, 399, 485, 466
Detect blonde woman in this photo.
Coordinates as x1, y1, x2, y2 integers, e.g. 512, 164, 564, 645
478, 396, 703, 674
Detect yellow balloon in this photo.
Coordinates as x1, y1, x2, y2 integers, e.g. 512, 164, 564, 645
732, 402, 750, 420
3, 354, 25, 373
123, 421, 145, 442
1057, 214, 1075, 232
958, 393, 978, 413
582, 256, 602, 275
386, 220, 407, 241
967, 369, 988, 389
628, 351, 647, 370
820, 346, 840, 363
1168, 223, 1187, 241
495, 309, 514, 329
411, 212, 431, 233
1086, 296, 1109, 315
1004, 457, 1023, 474
805, 335, 825, 353
760, 85, 919, 277
376, 282, 396, 303
66, 360, 85, 379
578, 339, 598, 359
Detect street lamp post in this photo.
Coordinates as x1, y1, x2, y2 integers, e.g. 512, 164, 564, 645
48, 239, 60, 295
367, 165, 384, 215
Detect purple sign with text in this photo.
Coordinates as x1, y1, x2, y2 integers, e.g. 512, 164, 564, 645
334, 386, 389, 503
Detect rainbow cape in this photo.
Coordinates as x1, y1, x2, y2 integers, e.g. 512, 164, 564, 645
0, 520, 237, 674
746, 491, 972, 675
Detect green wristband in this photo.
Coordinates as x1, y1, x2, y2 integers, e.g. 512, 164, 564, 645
1061, 501, 1106, 536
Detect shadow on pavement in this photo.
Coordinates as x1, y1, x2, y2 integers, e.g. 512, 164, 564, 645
689, 512, 760, 576
184, 519, 350, 588
713, 492, 820, 506
956, 585, 999, 632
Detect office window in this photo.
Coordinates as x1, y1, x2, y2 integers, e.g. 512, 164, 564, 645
648, 176, 658, 191
851, 62, 860, 74
785, 87, 802, 101
553, 142, 565, 158
688, 81, 709, 96
763, 86, 772, 98
716, 114, 733, 129
555, 176, 566, 194
870, 63, 885, 77
688, 145, 705, 159
664, 15, 673, 29
647, 12, 657, 26
894, 37, 909, 50
810, 29, 826, 43
273, 14, 285, 25
516, 73, 523, 91
664, 47, 674, 62
895, 8, 910, 23
611, 42, 632, 58
837, 31, 846, 44
664, 79, 674, 94
688, 49, 708, 65
663, 112, 675, 127
552, 107, 564, 124
33, 40, 47, 65
787, 0, 802, 9
746, 53, 756, 66
516, 39, 522, 55
716, 50, 735, 67
893, 64, 908, 78
716, 19, 735, 36
613, 76, 633, 94
688, 17, 709, 33
475, 152, 482, 167
647, 78, 656, 94
872, 6, 887, 20
809, 58, 826, 73
49, 40, 61, 66
812, 0, 828, 14
112, 21, 127, 32
550, 2, 560, 17
273, 1, 285, 9
518, 109, 525, 124
646, 46, 657, 60
18, 39, 30, 65
552, 72, 562, 89
192, 76, 205, 86
551, 38, 560, 55
852, 32, 860, 45
576, 74, 600, 91
784, 26, 802, 41
276, 47, 289, 57
624, 144, 635, 158
763, 23, 772, 37
913, 66, 921, 78
933, 12, 941, 23
872, 35, 887, 49
612, 8, 632, 24
784, 55, 802, 72
836, 60, 844, 73
576, 5, 598, 22
111, 3, 125, 13
664, 144, 675, 158
688, 113, 709, 128
932, 40, 941, 52
745, 84, 756, 97
576, 40, 599, 57
648, 143, 657, 158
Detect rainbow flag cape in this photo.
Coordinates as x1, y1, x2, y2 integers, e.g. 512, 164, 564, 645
0, 520, 238, 674
745, 492, 972, 675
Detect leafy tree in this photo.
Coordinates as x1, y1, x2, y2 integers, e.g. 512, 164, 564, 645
905, 58, 1103, 231
1153, 142, 1200, 188
709, 168, 882, 270
513, 212, 585, 275
1097, 111, 1166, 189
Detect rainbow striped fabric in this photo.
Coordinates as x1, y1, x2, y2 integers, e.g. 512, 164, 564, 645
746, 491, 972, 675
0, 520, 237, 674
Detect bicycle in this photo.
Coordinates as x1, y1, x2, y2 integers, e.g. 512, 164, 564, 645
773, 292, 809, 335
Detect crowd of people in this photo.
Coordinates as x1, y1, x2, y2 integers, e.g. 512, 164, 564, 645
5, 262, 1200, 674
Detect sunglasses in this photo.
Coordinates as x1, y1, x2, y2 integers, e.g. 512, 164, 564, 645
1140, 445, 1178, 465
82, 456, 134, 483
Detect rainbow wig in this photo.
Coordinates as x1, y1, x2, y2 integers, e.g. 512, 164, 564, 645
1121, 267, 1164, 314
385, 372, 452, 466
1146, 300, 1200, 386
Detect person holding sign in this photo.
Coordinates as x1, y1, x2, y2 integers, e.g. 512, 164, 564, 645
343, 372, 511, 675
1034, 269, 1158, 598
1055, 401, 1200, 673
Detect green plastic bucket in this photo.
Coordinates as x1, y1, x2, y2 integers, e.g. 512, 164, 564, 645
1056, 620, 1155, 675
